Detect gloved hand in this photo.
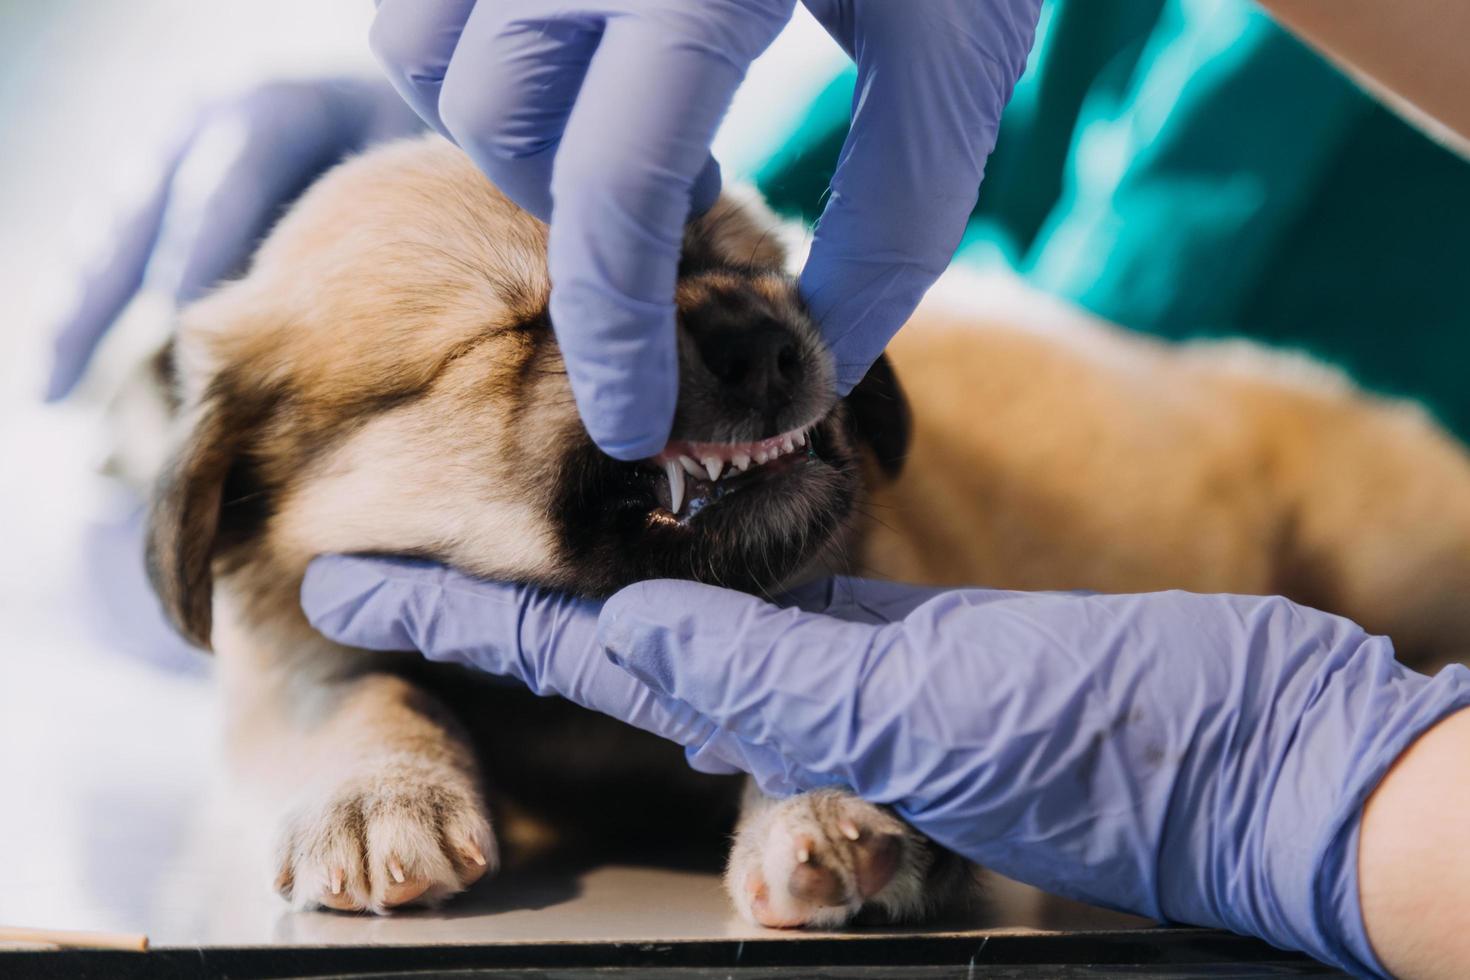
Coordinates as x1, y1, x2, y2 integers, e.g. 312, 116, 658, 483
370, 0, 1042, 459
301, 555, 811, 790
46, 78, 422, 401
304, 556, 1470, 977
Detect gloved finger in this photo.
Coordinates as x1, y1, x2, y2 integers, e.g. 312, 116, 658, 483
301, 554, 762, 776
798, 0, 1041, 392
599, 578, 895, 779
303, 554, 585, 686
435, 3, 603, 221
545, 5, 790, 459
45, 139, 185, 401
798, 0, 856, 59
369, 0, 478, 139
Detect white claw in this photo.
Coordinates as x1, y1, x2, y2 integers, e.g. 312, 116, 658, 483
703, 456, 724, 481
732, 452, 751, 472
680, 455, 702, 477
665, 459, 686, 515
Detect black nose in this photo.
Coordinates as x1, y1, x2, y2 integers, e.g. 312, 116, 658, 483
692, 316, 805, 411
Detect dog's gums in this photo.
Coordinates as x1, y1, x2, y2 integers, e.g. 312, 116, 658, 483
654, 418, 821, 517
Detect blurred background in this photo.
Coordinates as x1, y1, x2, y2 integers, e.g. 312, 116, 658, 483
1, 0, 1467, 945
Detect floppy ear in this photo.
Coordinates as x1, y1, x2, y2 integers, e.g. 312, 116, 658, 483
843, 352, 912, 480
145, 393, 241, 650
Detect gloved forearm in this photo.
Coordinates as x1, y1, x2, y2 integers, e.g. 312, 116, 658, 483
600, 581, 1470, 976
299, 553, 1448, 974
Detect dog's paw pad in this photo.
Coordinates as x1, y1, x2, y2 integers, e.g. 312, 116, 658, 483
787, 834, 849, 907
274, 771, 497, 914
729, 791, 925, 929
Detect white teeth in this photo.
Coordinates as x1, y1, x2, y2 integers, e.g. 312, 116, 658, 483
680, 455, 702, 477
732, 452, 751, 472
664, 459, 685, 515
703, 456, 724, 481
780, 437, 794, 454
795, 430, 807, 447
754, 449, 769, 465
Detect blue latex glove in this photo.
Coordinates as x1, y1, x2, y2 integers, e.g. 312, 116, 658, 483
599, 579, 1470, 978
370, 0, 1041, 459
302, 555, 813, 790
46, 78, 422, 401
304, 556, 1470, 977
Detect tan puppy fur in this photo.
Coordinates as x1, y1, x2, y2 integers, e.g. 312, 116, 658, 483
133, 134, 1470, 926
865, 299, 1470, 671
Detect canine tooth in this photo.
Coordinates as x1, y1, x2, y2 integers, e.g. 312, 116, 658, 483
680, 455, 702, 477
732, 452, 751, 472
665, 459, 686, 515
795, 430, 807, 447
703, 456, 724, 481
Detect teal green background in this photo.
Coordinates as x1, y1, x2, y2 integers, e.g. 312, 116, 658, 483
755, 0, 1470, 441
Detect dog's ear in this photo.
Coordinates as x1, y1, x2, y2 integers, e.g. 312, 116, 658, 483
145, 383, 246, 650
844, 352, 911, 480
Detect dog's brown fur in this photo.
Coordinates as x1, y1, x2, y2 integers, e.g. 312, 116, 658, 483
866, 304, 1470, 670
135, 135, 1470, 924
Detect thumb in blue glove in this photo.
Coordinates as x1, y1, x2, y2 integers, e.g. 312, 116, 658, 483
301, 554, 815, 792
598, 577, 1470, 978
797, 0, 1041, 393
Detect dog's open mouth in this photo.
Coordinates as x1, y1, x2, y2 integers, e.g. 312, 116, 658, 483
649, 420, 821, 521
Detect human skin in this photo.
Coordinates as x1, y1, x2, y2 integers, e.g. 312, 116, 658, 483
1358, 706, 1470, 978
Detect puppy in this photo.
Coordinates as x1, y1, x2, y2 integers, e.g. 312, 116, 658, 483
139, 134, 946, 925
133, 135, 1470, 927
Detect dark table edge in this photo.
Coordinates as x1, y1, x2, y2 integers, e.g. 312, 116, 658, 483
0, 927, 1343, 978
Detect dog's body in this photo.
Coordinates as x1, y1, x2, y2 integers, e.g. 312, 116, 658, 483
868, 292, 1470, 671
124, 136, 1470, 927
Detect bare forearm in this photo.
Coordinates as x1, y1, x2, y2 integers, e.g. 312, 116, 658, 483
1260, 0, 1470, 154
1359, 706, 1470, 978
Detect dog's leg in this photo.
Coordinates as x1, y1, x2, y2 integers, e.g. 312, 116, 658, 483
725, 782, 973, 928
217, 613, 495, 914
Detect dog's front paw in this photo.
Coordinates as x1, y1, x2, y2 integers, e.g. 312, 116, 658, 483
273, 766, 496, 914
727, 789, 931, 929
